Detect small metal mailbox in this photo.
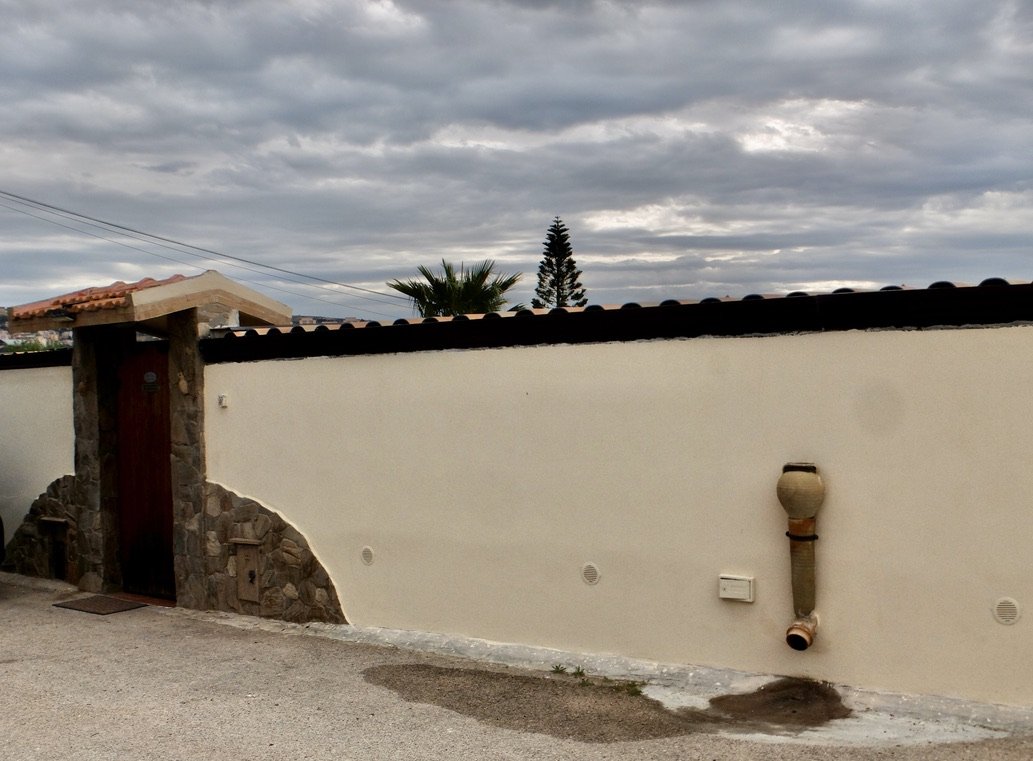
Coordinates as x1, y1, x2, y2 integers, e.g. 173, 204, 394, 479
231, 538, 261, 603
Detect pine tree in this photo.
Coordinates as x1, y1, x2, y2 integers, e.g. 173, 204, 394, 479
531, 217, 587, 309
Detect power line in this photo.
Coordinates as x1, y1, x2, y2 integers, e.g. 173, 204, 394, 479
0, 196, 401, 312
0, 201, 205, 269
0, 200, 400, 319
0, 189, 409, 306
4, 197, 401, 308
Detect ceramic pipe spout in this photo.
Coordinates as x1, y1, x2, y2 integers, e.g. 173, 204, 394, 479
776, 463, 825, 651
786, 614, 818, 651
787, 515, 817, 616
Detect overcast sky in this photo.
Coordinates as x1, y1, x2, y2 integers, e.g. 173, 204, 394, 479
2, 0, 1031, 320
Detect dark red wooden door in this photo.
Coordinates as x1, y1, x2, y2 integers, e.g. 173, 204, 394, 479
116, 342, 175, 599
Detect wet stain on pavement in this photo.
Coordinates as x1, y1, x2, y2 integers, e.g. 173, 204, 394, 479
705, 677, 851, 727
363, 664, 851, 743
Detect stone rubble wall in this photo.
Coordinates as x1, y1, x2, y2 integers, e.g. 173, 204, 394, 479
194, 482, 346, 624
2, 475, 93, 585
2, 476, 345, 626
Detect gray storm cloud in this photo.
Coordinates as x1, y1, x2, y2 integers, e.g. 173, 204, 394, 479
1, 0, 1030, 318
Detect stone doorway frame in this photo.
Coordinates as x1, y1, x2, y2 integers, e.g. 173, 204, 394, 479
9, 272, 291, 601
70, 313, 206, 598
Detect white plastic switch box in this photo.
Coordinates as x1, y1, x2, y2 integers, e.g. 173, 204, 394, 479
719, 574, 754, 602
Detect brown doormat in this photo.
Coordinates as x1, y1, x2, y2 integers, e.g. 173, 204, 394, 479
53, 595, 148, 615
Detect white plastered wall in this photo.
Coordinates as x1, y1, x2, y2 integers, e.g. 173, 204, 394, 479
205, 326, 1033, 706
0, 366, 74, 545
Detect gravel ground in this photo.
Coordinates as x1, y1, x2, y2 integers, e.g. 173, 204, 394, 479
2, 574, 1032, 761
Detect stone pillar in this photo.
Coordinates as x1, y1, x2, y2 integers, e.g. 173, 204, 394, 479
71, 331, 101, 591
71, 326, 131, 592
96, 330, 128, 592
167, 309, 207, 608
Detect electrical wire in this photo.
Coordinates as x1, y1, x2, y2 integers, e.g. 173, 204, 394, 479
0, 188, 406, 301
0, 200, 400, 319
0, 198, 401, 312
0, 189, 409, 308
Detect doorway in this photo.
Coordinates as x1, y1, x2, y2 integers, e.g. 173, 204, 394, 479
115, 340, 176, 599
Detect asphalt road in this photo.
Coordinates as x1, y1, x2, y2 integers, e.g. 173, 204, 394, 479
2, 574, 1031, 761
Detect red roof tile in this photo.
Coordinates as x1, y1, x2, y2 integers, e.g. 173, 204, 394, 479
10, 274, 189, 321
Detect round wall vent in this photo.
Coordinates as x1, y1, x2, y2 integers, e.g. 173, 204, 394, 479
361, 546, 375, 566
993, 597, 1020, 625
581, 562, 600, 585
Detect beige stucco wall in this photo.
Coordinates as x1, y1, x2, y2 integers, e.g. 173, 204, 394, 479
0, 366, 74, 545
204, 326, 1033, 706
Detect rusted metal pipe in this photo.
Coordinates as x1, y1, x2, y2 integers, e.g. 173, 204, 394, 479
786, 615, 818, 651
776, 463, 825, 651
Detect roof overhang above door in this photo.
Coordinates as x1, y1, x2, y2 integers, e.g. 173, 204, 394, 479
7, 270, 292, 334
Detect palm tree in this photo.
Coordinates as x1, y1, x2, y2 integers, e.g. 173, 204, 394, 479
388, 260, 523, 317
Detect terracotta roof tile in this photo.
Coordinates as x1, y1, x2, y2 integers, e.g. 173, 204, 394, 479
10, 274, 188, 321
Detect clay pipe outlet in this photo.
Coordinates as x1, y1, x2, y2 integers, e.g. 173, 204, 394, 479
776, 463, 825, 651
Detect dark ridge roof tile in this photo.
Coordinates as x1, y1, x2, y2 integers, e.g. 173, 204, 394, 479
200, 277, 1033, 365
928, 280, 957, 289
742, 293, 765, 301
0, 347, 73, 370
